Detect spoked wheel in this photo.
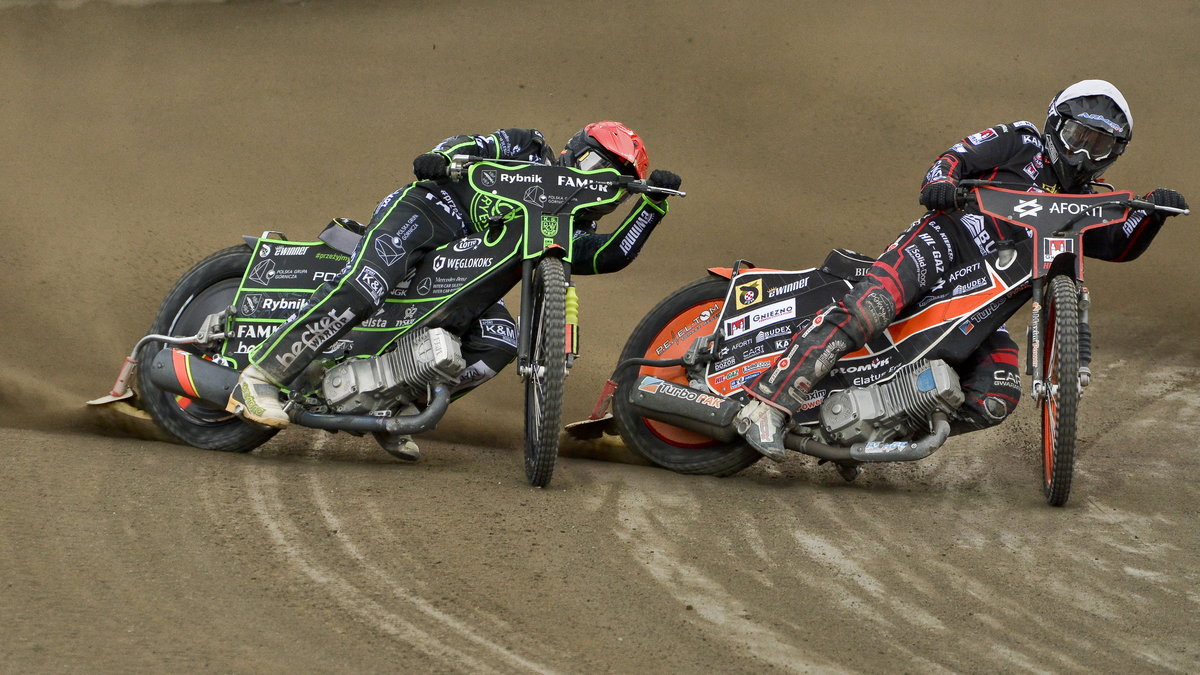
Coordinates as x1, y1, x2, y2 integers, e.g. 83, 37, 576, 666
612, 276, 761, 476
523, 257, 567, 487
136, 245, 278, 453
1040, 274, 1080, 506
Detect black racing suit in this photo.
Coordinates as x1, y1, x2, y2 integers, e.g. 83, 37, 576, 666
747, 120, 1171, 431
248, 128, 672, 395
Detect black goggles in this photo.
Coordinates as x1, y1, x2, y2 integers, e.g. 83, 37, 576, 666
1059, 119, 1123, 161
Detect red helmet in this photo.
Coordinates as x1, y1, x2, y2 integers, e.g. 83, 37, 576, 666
559, 121, 649, 179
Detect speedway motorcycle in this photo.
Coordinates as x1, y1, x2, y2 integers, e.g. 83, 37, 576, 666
90, 157, 683, 487
571, 182, 1186, 505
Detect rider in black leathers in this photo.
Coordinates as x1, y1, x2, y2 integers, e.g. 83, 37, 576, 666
736, 79, 1189, 460
227, 123, 682, 461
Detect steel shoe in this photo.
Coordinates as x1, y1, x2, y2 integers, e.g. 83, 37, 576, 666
735, 399, 788, 462
372, 431, 421, 462
226, 365, 289, 428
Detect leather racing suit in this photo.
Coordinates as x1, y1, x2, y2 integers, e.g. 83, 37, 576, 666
746, 120, 1171, 431
246, 128, 672, 395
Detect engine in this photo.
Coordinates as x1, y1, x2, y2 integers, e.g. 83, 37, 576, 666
818, 359, 964, 445
321, 327, 466, 415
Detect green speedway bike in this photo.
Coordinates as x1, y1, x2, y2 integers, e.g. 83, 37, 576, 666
91, 157, 682, 487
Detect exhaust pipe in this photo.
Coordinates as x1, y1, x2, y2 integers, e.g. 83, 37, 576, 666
147, 347, 240, 409
623, 376, 741, 442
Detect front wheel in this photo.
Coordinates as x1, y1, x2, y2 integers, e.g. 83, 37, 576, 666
523, 257, 567, 487
612, 276, 761, 476
1041, 274, 1080, 506
136, 245, 278, 453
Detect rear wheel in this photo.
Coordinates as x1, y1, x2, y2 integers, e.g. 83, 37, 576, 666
523, 257, 567, 487
136, 246, 278, 453
612, 276, 760, 476
1040, 275, 1080, 506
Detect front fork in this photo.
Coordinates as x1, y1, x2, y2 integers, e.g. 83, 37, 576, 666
1027, 279, 1091, 402
516, 257, 579, 379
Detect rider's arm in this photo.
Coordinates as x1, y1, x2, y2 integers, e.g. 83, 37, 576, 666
1080, 206, 1168, 262
572, 195, 669, 275
431, 128, 555, 164
921, 121, 1042, 189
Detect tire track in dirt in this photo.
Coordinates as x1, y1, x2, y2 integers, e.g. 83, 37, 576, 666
241, 462, 558, 674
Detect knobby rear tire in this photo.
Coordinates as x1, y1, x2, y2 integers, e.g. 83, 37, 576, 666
136, 245, 278, 453
1041, 275, 1080, 506
612, 276, 761, 476
523, 257, 567, 487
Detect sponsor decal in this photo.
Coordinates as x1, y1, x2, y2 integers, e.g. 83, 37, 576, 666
832, 356, 891, 376
270, 245, 307, 256
540, 214, 560, 238
1014, 199, 1043, 218
433, 256, 494, 272
374, 235, 406, 266
234, 323, 275, 339
354, 266, 388, 303
724, 315, 750, 338
961, 213, 996, 257
239, 293, 263, 316
905, 244, 928, 286
959, 321, 975, 335
1076, 112, 1122, 133
953, 277, 989, 295
967, 128, 998, 145
453, 237, 483, 253
417, 278, 433, 295
499, 172, 541, 184
1022, 153, 1046, 180
1122, 211, 1145, 237
273, 307, 356, 369
316, 252, 350, 262
638, 377, 725, 409
249, 259, 275, 285
1042, 237, 1075, 262
480, 318, 518, 346
258, 244, 272, 257
756, 325, 791, 343
481, 170, 497, 187
618, 210, 656, 255
951, 143, 968, 154
767, 277, 810, 298
524, 185, 548, 207
557, 175, 612, 191
736, 279, 763, 309
1048, 201, 1104, 217
799, 389, 826, 411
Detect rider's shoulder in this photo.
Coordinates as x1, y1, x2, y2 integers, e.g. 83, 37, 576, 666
961, 121, 1043, 149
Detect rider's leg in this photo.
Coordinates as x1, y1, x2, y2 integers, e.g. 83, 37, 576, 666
228, 199, 451, 426
449, 301, 519, 399
737, 214, 960, 459
949, 326, 1021, 434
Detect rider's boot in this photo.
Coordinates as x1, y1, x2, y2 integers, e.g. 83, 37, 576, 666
226, 364, 290, 428
735, 398, 789, 462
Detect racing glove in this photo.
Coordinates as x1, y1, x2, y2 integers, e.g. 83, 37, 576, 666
413, 153, 450, 181
1147, 188, 1189, 213
919, 181, 958, 211
647, 169, 682, 200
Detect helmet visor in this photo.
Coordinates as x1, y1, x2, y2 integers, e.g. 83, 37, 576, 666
1059, 119, 1120, 161
575, 149, 614, 172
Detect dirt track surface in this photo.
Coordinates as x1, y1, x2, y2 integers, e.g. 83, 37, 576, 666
3, 1, 1199, 671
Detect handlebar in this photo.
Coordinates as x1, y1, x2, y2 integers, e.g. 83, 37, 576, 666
448, 154, 686, 198
953, 179, 1190, 216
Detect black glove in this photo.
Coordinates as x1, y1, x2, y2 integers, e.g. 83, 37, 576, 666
647, 169, 682, 192
1147, 188, 1189, 213
413, 153, 449, 181
919, 181, 958, 211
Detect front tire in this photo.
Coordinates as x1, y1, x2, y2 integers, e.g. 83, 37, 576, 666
1041, 275, 1080, 506
612, 276, 761, 476
523, 257, 567, 487
136, 245, 278, 453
